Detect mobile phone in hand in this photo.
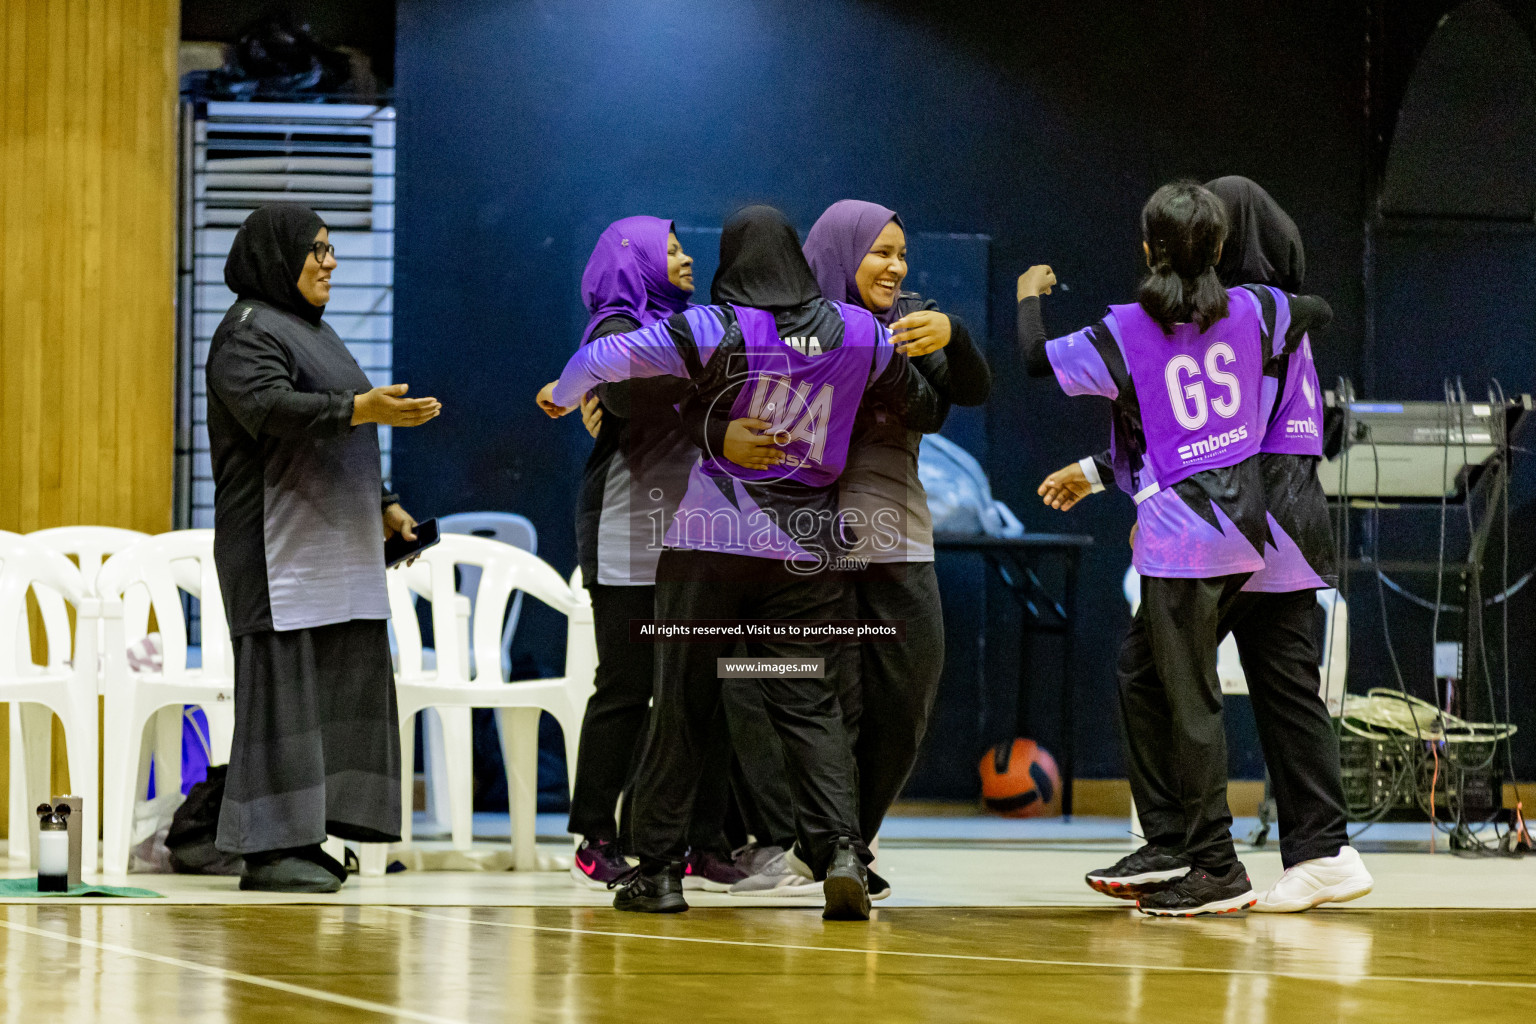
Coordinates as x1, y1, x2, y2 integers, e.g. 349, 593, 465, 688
385, 517, 440, 568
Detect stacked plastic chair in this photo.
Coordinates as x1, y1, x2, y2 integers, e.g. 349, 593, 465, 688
408, 512, 538, 842
95, 530, 237, 877
368, 534, 594, 874
0, 532, 100, 870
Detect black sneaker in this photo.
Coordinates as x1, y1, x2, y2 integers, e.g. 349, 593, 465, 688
611, 862, 688, 914
867, 868, 892, 901
821, 841, 871, 922
1085, 844, 1190, 900
1137, 862, 1255, 917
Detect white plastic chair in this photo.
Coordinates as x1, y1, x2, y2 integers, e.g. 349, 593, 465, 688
95, 530, 237, 876
22, 528, 172, 822
439, 512, 538, 670
0, 532, 100, 870
405, 512, 537, 840
28, 528, 212, 795
371, 535, 594, 874
389, 558, 472, 844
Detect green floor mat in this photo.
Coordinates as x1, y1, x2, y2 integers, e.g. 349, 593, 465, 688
0, 878, 163, 898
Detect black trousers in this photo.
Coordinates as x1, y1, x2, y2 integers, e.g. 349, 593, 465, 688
1123, 587, 1349, 868
631, 550, 861, 877
851, 562, 945, 840
1118, 573, 1250, 872
566, 583, 730, 853
724, 562, 944, 847
723, 677, 799, 848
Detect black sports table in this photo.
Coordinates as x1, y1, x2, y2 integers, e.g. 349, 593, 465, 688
933, 532, 1095, 818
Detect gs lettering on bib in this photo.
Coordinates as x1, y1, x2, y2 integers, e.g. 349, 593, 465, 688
1103, 289, 1266, 494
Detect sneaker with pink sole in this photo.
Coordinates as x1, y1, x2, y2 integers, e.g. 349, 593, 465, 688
570, 838, 632, 890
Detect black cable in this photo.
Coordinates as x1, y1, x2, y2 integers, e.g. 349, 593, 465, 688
1374, 567, 1533, 613
1364, 421, 1452, 842
1366, 424, 1411, 694
1431, 379, 1451, 696
1492, 379, 1527, 851
1457, 381, 1498, 777
1334, 379, 1352, 708
1338, 385, 1524, 853
1431, 380, 1459, 845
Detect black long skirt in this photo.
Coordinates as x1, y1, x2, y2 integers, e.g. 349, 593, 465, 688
215, 618, 402, 855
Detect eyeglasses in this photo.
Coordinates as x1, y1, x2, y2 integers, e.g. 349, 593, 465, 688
309, 241, 336, 263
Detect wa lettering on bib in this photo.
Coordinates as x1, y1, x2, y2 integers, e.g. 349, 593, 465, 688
663, 302, 885, 562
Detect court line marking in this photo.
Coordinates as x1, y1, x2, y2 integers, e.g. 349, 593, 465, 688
383, 906, 1536, 991
0, 918, 471, 1024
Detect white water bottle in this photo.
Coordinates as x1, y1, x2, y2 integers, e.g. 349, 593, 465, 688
37, 803, 70, 893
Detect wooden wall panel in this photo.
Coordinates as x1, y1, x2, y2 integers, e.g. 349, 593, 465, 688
0, 0, 177, 538
0, 0, 179, 827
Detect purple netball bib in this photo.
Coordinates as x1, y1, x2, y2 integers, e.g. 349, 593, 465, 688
710, 302, 880, 488
1263, 335, 1324, 457
1105, 290, 1265, 498
666, 301, 884, 560
1243, 284, 1324, 457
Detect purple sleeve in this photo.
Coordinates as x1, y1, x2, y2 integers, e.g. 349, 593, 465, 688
550, 320, 691, 407
1044, 327, 1118, 399
681, 306, 727, 365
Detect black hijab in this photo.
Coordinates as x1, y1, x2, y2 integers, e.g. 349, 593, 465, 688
1205, 176, 1305, 291
224, 203, 328, 325
710, 205, 822, 311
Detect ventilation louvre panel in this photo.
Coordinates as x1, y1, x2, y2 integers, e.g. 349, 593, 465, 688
181, 102, 396, 530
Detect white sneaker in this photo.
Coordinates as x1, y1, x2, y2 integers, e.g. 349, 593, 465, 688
728, 848, 822, 898
1252, 846, 1373, 913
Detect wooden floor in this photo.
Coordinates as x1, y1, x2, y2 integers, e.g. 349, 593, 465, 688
3, 903, 1533, 1023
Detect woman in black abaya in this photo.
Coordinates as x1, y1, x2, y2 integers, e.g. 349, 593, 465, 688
205, 203, 441, 892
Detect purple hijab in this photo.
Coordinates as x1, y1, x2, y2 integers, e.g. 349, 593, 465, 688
578, 216, 691, 346
802, 200, 905, 325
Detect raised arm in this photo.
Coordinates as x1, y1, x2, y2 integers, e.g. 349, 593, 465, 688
1016, 265, 1059, 378
207, 327, 439, 439
538, 309, 718, 417
1285, 294, 1332, 354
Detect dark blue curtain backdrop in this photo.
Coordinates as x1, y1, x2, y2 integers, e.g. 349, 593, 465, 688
391, 0, 1403, 791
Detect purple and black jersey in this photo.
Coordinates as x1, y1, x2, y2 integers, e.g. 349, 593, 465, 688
552, 299, 938, 567
1251, 285, 1324, 458
1062, 285, 1338, 590
1043, 288, 1271, 578
1243, 284, 1337, 592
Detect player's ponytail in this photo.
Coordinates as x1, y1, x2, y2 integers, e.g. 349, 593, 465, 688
1137, 181, 1229, 334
